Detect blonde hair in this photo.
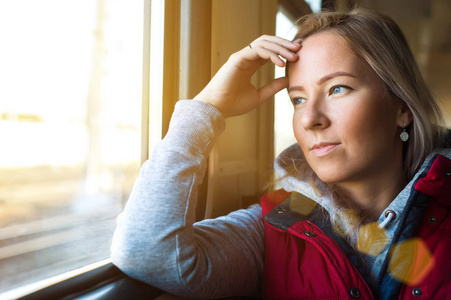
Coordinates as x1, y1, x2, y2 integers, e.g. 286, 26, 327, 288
284, 9, 445, 245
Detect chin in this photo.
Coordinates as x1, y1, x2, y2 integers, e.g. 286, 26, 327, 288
312, 168, 347, 184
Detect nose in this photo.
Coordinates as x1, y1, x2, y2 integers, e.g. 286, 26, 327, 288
298, 98, 330, 131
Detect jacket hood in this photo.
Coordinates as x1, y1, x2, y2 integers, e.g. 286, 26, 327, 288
273, 143, 331, 210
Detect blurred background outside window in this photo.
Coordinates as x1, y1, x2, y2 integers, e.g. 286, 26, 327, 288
0, 0, 143, 293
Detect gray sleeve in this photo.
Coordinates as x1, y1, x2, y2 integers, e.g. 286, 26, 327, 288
111, 100, 265, 299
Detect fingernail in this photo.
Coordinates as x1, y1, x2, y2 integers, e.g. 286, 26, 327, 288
293, 39, 302, 45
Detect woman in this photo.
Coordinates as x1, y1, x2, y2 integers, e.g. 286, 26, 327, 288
111, 9, 451, 299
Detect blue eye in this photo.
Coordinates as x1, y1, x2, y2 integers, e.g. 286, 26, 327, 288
292, 98, 306, 105
330, 85, 352, 96
332, 86, 344, 94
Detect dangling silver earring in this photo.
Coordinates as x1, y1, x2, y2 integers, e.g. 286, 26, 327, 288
400, 122, 409, 142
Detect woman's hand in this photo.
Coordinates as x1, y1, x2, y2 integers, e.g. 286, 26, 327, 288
195, 35, 301, 118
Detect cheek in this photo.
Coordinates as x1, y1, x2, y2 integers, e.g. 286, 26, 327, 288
336, 92, 385, 130
339, 107, 368, 139
340, 99, 398, 149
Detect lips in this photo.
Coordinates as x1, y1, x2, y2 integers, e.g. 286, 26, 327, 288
310, 143, 340, 157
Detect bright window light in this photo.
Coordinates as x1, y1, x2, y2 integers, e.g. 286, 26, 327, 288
274, 11, 298, 158
0, 0, 143, 293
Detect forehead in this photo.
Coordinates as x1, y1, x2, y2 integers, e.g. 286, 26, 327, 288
288, 31, 366, 83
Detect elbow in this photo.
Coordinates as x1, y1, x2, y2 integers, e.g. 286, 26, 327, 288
110, 232, 150, 284
111, 227, 164, 285
111, 242, 201, 299
110, 216, 205, 298
110, 212, 166, 284
110, 227, 186, 293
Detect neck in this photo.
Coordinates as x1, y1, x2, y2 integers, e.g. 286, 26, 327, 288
334, 170, 407, 221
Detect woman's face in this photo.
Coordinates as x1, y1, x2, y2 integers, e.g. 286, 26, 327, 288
288, 31, 405, 185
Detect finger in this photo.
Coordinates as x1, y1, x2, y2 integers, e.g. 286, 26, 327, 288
229, 50, 268, 73
252, 39, 300, 62
257, 77, 289, 103
239, 44, 296, 70
231, 36, 300, 74
254, 35, 301, 52
271, 55, 288, 68
249, 42, 298, 65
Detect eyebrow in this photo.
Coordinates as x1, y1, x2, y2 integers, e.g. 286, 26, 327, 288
287, 71, 357, 93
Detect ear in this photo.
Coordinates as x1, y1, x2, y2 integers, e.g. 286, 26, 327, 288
396, 102, 413, 128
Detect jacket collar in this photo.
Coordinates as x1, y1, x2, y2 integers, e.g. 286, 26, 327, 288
265, 192, 319, 230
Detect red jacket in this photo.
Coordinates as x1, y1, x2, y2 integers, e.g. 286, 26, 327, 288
261, 154, 451, 300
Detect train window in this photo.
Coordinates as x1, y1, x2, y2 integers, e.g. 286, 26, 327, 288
274, 10, 297, 158
304, 0, 322, 12
0, 0, 144, 294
